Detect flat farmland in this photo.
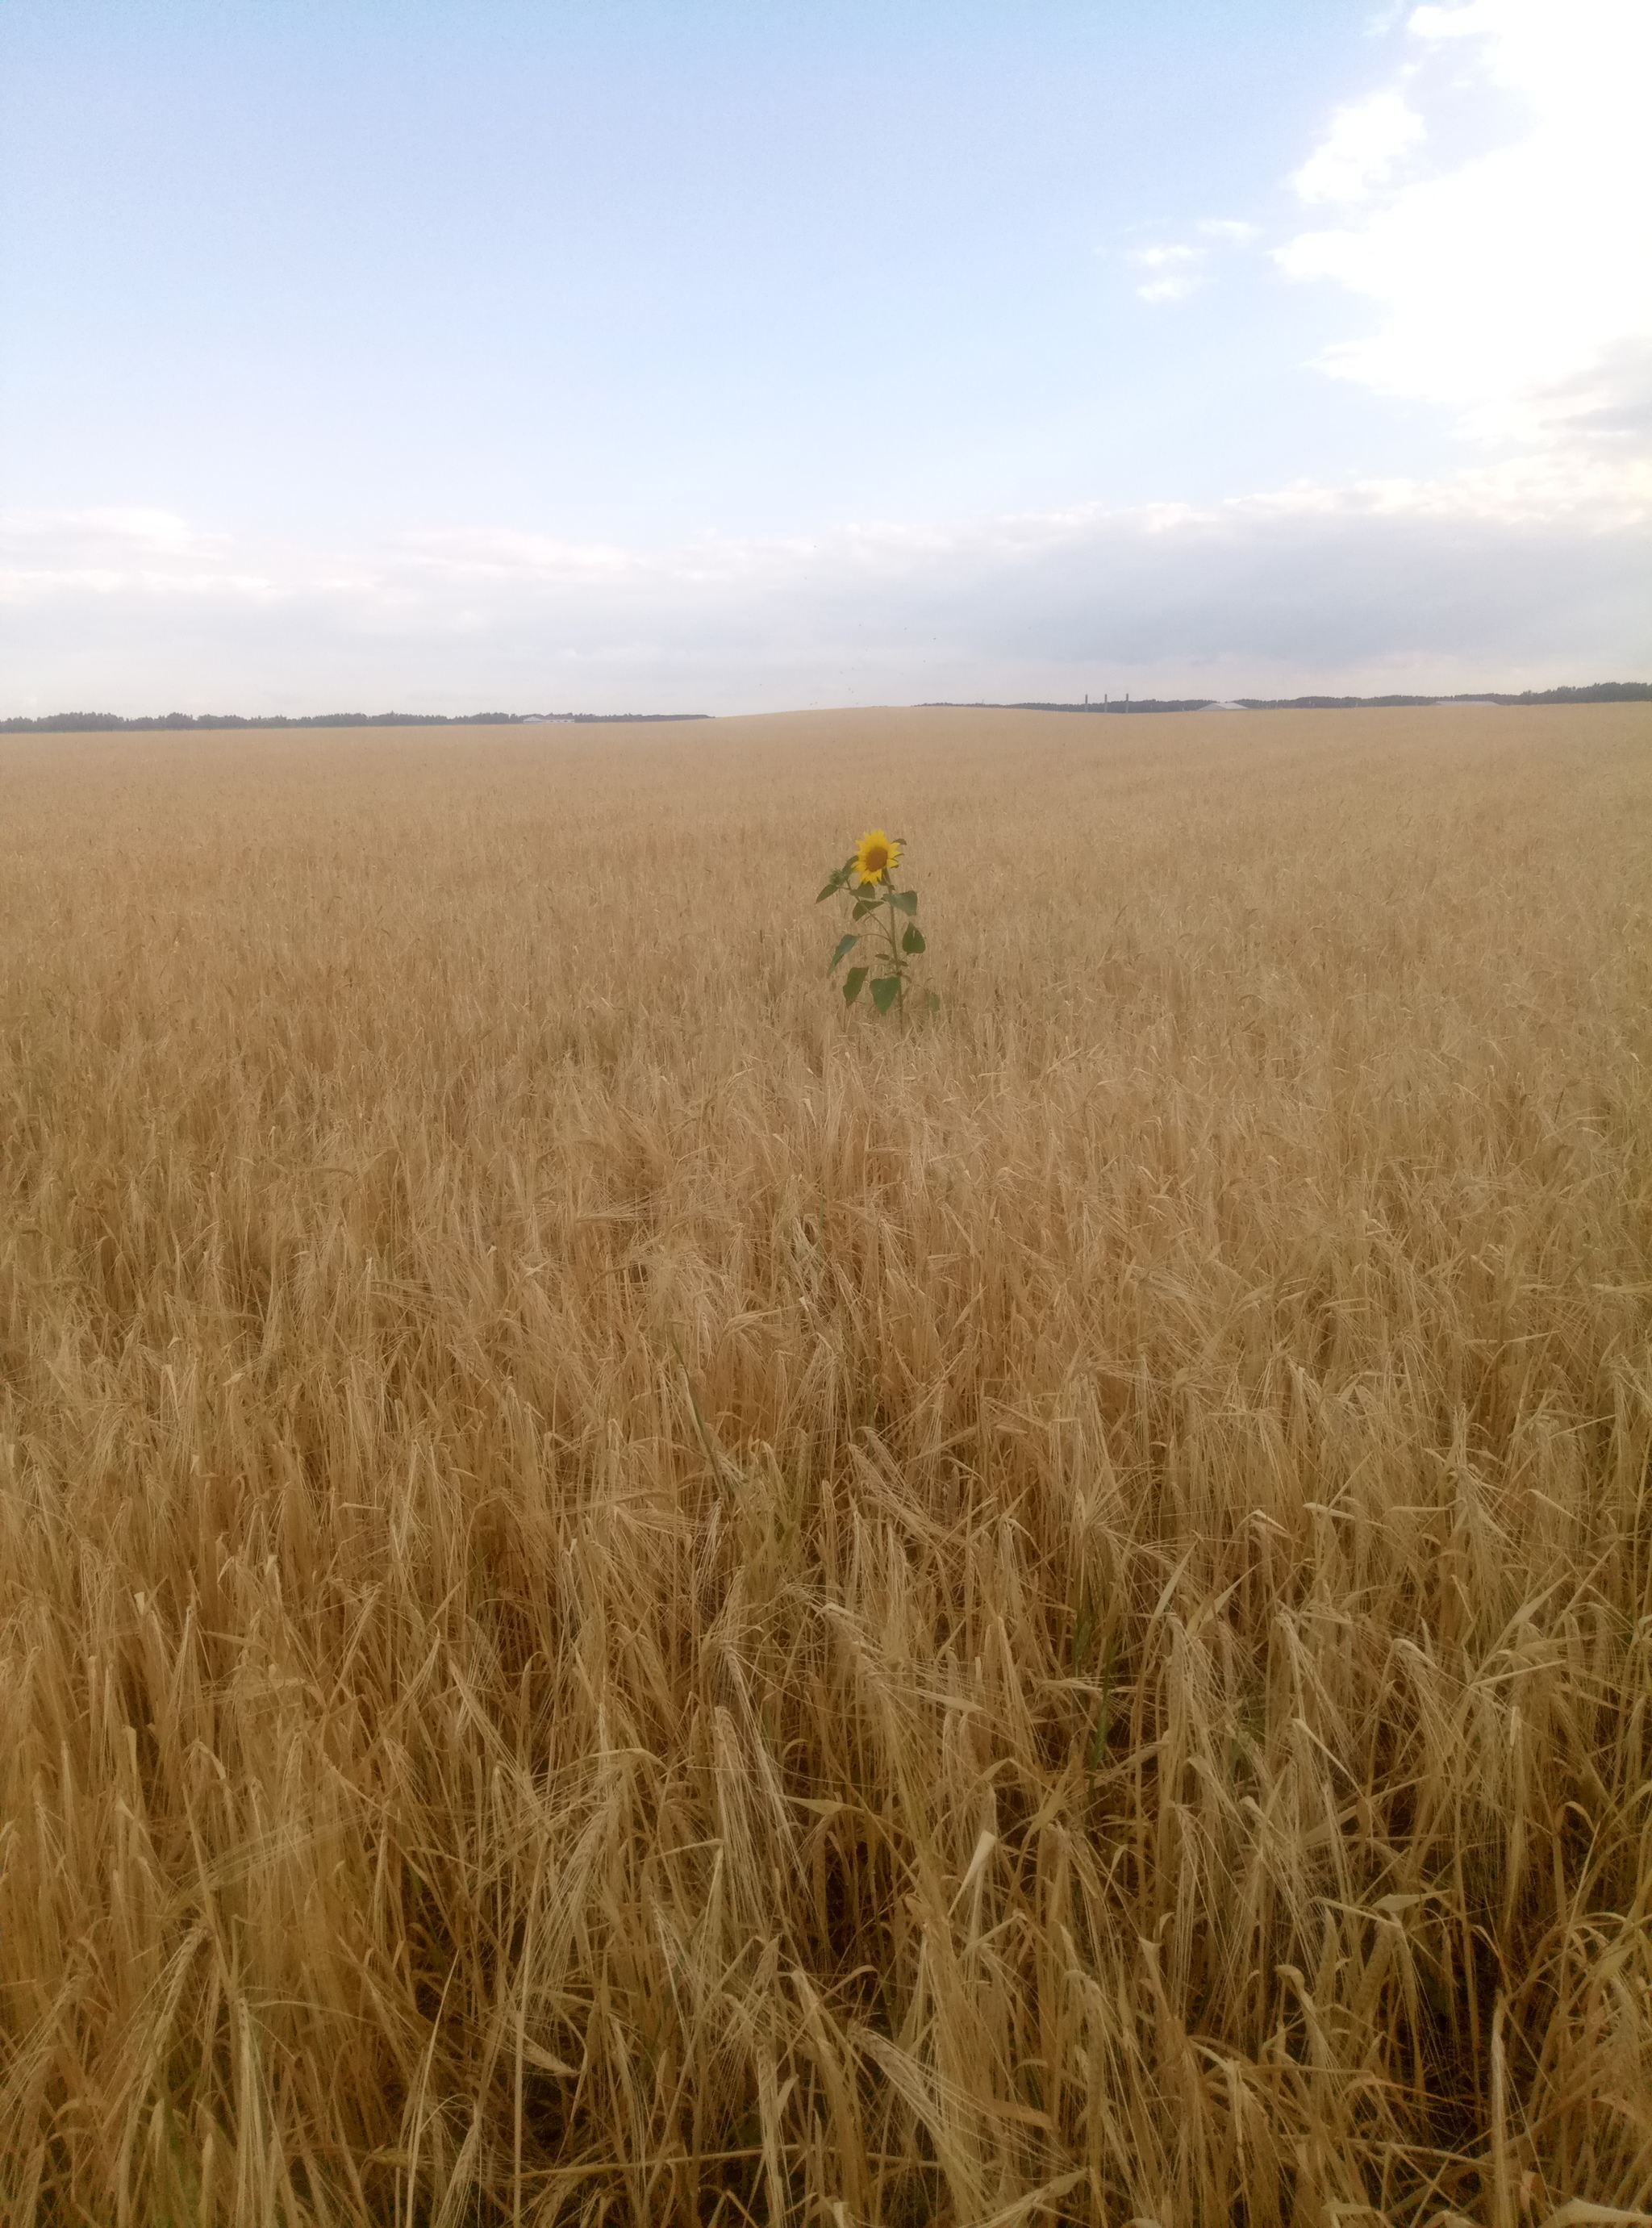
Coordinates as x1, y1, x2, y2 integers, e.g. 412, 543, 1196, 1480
2, 704, 1650, 2225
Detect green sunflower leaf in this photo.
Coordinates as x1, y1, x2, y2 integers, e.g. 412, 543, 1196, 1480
888, 888, 918, 915
842, 966, 868, 1006
924, 990, 942, 1013
828, 933, 858, 975
901, 924, 926, 953
870, 976, 901, 1014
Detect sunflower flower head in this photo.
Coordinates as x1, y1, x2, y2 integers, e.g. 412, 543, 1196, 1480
853, 828, 901, 887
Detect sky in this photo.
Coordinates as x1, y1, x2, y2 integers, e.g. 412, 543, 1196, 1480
1, 0, 1648, 715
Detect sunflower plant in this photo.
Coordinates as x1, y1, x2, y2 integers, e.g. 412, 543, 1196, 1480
817, 828, 940, 1016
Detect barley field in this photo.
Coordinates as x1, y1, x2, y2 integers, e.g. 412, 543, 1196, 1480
2, 703, 1650, 2227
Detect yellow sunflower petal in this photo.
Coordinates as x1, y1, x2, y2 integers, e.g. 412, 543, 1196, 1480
853, 828, 901, 886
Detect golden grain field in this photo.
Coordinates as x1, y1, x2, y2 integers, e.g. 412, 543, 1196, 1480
2, 703, 1650, 2227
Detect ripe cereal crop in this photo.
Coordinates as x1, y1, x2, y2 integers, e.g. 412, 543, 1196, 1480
2, 703, 1650, 2224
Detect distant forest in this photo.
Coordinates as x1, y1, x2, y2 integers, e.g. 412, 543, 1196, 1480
930, 682, 1652, 715
1237, 682, 1652, 709
0, 710, 711, 733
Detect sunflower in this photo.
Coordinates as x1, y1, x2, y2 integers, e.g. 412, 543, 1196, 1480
853, 828, 901, 886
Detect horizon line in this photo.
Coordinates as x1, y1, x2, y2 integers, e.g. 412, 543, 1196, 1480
4, 681, 1650, 734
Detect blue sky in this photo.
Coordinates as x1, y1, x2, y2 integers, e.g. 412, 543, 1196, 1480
2, 0, 1647, 712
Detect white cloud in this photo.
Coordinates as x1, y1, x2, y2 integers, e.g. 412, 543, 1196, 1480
1128, 243, 1202, 302
0, 507, 274, 603
1291, 90, 1424, 205
1276, 0, 1652, 447
1128, 220, 1258, 302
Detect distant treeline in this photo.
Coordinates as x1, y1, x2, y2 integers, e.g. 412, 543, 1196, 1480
926, 682, 1649, 715
0, 710, 711, 733
1237, 682, 1651, 709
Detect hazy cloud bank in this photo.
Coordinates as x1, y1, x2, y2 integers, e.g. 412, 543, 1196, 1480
3, 465, 1646, 716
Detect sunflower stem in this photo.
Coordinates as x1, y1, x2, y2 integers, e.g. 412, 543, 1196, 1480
884, 888, 905, 1015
